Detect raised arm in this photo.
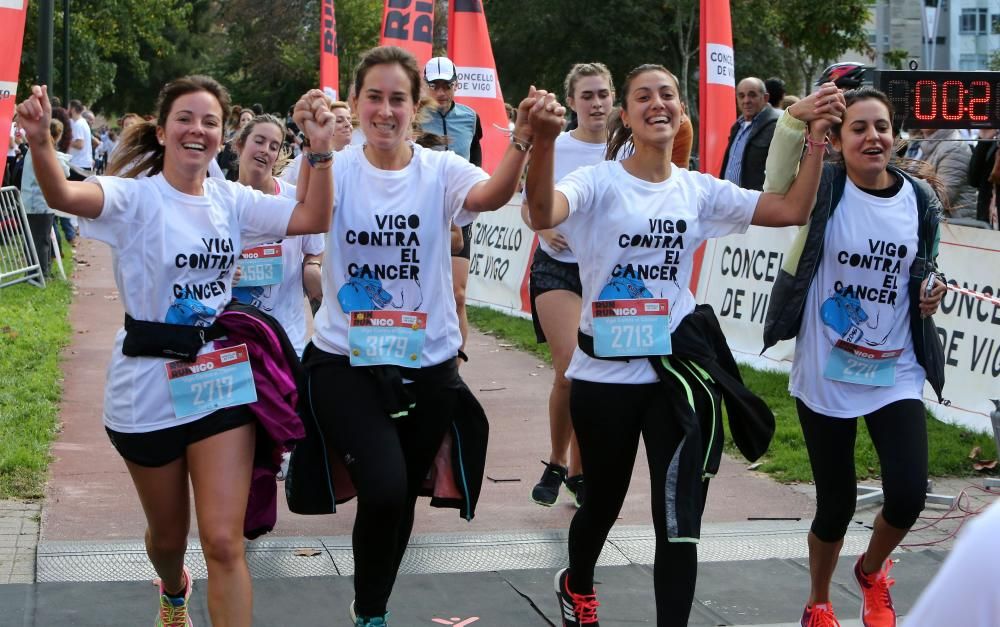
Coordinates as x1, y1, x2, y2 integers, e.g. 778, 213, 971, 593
524, 92, 570, 230
753, 86, 846, 227
286, 90, 336, 236
462, 87, 541, 213
16, 86, 104, 218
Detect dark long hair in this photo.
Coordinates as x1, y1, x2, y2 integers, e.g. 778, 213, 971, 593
831, 87, 949, 210
605, 64, 680, 160
107, 75, 231, 178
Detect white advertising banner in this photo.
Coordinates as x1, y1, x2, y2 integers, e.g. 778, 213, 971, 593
466, 198, 534, 319
695, 224, 999, 433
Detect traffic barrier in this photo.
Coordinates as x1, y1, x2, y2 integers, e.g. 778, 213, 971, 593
0, 186, 45, 289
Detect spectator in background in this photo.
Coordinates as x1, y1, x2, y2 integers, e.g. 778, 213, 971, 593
21, 119, 71, 276
969, 128, 999, 229
67, 99, 94, 172
780, 95, 800, 110
765, 77, 786, 109
120, 113, 142, 130
251, 103, 264, 115
217, 109, 254, 181
5, 114, 22, 187
721, 76, 780, 190
920, 128, 979, 221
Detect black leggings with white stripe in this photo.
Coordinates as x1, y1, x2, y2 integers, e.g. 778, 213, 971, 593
567, 376, 713, 627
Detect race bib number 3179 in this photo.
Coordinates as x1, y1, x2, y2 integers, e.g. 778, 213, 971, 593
165, 344, 257, 418
592, 298, 671, 358
348, 310, 428, 367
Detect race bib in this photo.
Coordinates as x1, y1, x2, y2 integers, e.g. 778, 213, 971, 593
165, 344, 257, 418
591, 298, 671, 358
348, 310, 427, 367
236, 244, 282, 287
823, 340, 902, 387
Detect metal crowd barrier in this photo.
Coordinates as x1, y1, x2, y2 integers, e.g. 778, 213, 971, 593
0, 186, 46, 289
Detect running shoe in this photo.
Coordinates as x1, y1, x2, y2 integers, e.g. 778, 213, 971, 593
154, 565, 193, 627
350, 600, 389, 626
564, 475, 585, 508
854, 554, 896, 627
554, 568, 600, 626
531, 461, 567, 506
800, 602, 841, 627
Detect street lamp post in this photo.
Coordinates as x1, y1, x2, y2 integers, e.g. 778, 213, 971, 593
63, 0, 70, 104
38, 0, 54, 87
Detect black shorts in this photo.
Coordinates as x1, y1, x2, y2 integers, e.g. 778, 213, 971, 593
106, 404, 256, 467
453, 224, 474, 260
529, 247, 583, 343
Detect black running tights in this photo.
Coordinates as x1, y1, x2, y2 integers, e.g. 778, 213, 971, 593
307, 361, 456, 617
568, 379, 703, 627
797, 398, 928, 542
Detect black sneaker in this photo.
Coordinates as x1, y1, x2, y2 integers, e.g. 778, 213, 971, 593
554, 568, 600, 626
531, 461, 567, 506
564, 475, 584, 507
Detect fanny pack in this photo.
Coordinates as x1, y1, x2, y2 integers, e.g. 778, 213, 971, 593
122, 314, 224, 361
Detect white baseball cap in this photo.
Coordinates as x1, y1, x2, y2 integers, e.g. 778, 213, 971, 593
424, 57, 457, 83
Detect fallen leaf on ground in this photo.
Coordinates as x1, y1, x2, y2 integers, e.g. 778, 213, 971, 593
294, 548, 321, 557
973, 460, 998, 471
969, 446, 982, 459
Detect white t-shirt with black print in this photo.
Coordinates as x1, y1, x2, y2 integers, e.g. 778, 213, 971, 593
556, 161, 760, 384
532, 132, 607, 263
790, 178, 924, 418
233, 180, 324, 355
311, 143, 489, 366
81, 173, 295, 433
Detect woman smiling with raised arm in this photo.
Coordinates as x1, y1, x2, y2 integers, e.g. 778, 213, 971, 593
15, 79, 334, 627
525, 66, 845, 627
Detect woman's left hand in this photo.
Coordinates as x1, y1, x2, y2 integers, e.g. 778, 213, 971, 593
919, 274, 946, 318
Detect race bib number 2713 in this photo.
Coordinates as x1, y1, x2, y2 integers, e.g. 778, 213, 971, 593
165, 344, 257, 418
592, 298, 671, 358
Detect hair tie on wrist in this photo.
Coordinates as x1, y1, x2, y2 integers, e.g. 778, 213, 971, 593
805, 135, 829, 155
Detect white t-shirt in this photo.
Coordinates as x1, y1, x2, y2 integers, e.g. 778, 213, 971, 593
80, 173, 295, 433
69, 117, 94, 169
233, 180, 324, 355
556, 161, 760, 384
532, 132, 606, 263
281, 153, 304, 186
790, 178, 924, 417
905, 501, 1000, 627
7, 122, 16, 157
311, 143, 489, 366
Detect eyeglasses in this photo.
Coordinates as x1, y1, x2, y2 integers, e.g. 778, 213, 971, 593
427, 81, 455, 92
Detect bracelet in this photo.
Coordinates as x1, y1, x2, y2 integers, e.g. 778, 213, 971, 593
511, 136, 532, 153
805, 135, 829, 155
306, 150, 335, 167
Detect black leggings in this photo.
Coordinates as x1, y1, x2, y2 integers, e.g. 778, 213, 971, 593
797, 398, 928, 542
568, 379, 706, 627
307, 359, 456, 617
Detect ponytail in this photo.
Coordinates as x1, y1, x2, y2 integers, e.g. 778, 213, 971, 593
605, 108, 632, 160
106, 121, 163, 178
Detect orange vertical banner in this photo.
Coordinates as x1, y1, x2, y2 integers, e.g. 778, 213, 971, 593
698, 0, 736, 177
448, 0, 508, 173
690, 0, 736, 293
320, 0, 339, 100
379, 0, 434, 70
0, 0, 29, 182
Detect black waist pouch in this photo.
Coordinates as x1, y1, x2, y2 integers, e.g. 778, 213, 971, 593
122, 314, 221, 362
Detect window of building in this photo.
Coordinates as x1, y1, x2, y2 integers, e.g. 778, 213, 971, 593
960, 8, 988, 35
959, 54, 988, 70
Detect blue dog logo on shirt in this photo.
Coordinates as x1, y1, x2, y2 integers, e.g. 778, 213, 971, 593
337, 276, 393, 313
166, 297, 217, 327
599, 275, 654, 301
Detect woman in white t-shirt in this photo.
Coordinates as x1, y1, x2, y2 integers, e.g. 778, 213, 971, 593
296, 45, 541, 627
524, 65, 844, 627
521, 62, 615, 509
232, 113, 324, 356
761, 88, 948, 627
16, 77, 336, 626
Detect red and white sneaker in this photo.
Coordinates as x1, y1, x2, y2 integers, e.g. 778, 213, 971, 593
801, 602, 841, 627
854, 554, 896, 627
554, 568, 600, 626
154, 565, 193, 627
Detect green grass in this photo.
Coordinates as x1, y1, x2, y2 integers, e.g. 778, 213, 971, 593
468, 305, 998, 483
0, 249, 75, 499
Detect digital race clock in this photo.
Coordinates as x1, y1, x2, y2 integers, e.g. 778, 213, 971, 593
873, 70, 1000, 129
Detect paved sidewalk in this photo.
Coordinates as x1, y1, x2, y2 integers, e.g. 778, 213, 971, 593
0, 500, 40, 584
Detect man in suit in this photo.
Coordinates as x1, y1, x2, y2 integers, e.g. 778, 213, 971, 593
720, 77, 780, 190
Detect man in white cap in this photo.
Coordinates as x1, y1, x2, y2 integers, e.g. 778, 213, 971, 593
421, 56, 484, 361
